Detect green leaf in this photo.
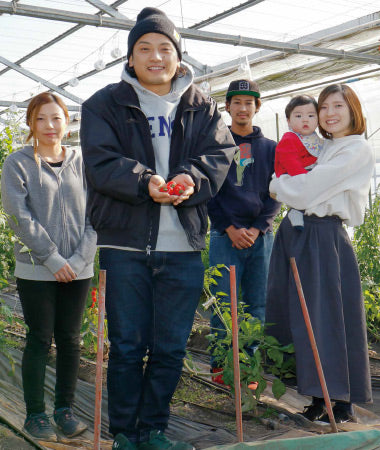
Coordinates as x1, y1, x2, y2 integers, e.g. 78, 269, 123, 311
280, 343, 295, 353
272, 378, 286, 400
267, 348, 283, 366
0, 304, 13, 326
268, 366, 280, 376
241, 388, 256, 412
10, 215, 19, 225
264, 335, 279, 346
284, 372, 296, 378
254, 378, 267, 398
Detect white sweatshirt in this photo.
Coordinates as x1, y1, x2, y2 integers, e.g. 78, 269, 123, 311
270, 134, 375, 227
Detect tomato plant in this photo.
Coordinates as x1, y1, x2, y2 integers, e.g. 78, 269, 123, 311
203, 265, 295, 412
353, 189, 380, 340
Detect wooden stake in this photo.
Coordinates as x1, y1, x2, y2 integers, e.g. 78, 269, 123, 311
290, 257, 338, 433
94, 270, 106, 450
230, 265, 243, 442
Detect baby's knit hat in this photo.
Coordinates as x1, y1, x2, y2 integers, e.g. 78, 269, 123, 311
127, 7, 182, 60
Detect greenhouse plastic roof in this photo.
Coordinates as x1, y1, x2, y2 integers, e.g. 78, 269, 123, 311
0, 0, 380, 172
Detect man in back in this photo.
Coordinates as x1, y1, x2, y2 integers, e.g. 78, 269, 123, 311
208, 80, 281, 382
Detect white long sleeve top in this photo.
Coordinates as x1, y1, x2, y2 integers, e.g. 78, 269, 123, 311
269, 134, 375, 227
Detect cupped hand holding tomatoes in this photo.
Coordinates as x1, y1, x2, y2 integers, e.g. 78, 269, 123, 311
159, 180, 185, 195
148, 175, 175, 204
169, 174, 195, 205
149, 173, 194, 205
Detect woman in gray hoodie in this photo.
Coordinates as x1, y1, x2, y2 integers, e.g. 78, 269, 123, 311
1, 92, 97, 441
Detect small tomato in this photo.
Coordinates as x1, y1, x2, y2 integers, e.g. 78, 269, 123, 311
173, 184, 185, 195
166, 180, 176, 195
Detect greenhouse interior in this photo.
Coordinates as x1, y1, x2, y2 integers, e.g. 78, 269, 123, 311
1, 0, 379, 181
1, 1, 380, 449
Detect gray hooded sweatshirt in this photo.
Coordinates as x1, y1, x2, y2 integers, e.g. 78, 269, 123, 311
121, 64, 194, 252
1, 145, 97, 281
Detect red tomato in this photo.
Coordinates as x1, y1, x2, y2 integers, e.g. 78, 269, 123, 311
173, 184, 185, 195
166, 180, 176, 195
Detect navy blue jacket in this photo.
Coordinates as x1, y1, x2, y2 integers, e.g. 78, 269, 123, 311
208, 127, 281, 233
80, 81, 236, 251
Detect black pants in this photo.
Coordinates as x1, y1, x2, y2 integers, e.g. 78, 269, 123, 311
17, 278, 91, 415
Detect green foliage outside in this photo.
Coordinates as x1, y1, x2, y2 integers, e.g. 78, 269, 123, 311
81, 250, 109, 358
0, 300, 16, 372
0, 120, 23, 368
201, 230, 210, 270
203, 265, 296, 412
273, 203, 288, 234
0, 126, 16, 281
0, 299, 27, 373
353, 189, 380, 340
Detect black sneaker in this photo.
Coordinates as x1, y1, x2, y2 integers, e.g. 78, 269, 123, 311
139, 430, 195, 450
23, 412, 57, 441
300, 403, 325, 421
53, 407, 87, 437
112, 433, 137, 449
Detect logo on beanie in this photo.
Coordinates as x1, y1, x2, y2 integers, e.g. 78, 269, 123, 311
173, 29, 180, 42
239, 81, 250, 91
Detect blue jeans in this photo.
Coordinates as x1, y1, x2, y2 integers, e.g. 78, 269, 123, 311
99, 249, 204, 442
209, 229, 274, 367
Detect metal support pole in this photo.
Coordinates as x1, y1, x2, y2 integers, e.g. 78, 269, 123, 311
230, 265, 243, 442
94, 270, 106, 450
290, 258, 338, 433
275, 112, 280, 143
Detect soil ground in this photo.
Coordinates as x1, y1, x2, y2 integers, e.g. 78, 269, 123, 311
0, 423, 35, 450
2, 304, 380, 448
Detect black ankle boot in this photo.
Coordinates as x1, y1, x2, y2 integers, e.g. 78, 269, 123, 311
300, 397, 325, 421
320, 401, 354, 423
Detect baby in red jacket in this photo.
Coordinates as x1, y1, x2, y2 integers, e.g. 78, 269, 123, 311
275, 95, 323, 229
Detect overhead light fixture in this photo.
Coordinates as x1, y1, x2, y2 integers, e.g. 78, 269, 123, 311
111, 47, 123, 59
68, 77, 79, 87
200, 81, 211, 94
94, 46, 105, 71
68, 64, 80, 87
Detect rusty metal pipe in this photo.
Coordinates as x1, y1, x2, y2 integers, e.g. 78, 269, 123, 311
230, 265, 244, 442
290, 257, 338, 433
94, 270, 106, 449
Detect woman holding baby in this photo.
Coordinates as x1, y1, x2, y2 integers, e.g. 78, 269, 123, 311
266, 83, 374, 423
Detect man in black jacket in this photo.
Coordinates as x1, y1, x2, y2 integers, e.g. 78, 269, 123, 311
208, 80, 281, 384
80, 7, 235, 450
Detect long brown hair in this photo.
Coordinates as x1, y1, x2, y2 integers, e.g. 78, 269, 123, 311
26, 92, 69, 164
317, 84, 365, 139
